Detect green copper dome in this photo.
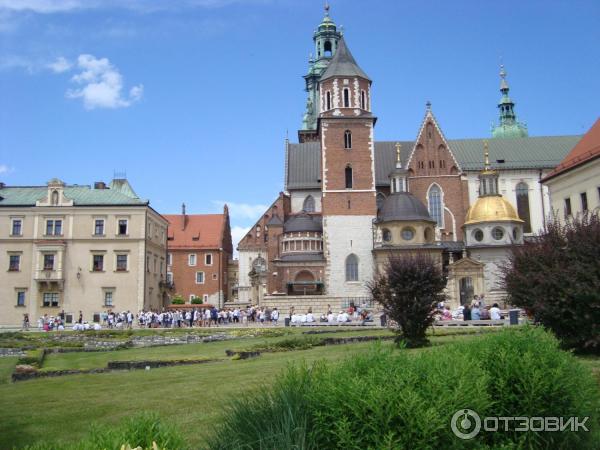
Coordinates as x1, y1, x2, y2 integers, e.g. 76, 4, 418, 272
491, 65, 528, 139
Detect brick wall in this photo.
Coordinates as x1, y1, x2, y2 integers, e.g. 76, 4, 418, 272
168, 249, 228, 304
407, 115, 470, 241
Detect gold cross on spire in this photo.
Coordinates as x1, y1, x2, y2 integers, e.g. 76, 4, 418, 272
483, 140, 490, 171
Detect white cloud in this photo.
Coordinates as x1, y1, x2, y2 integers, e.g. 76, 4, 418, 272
0, 164, 14, 174
47, 56, 71, 73
212, 200, 268, 221
66, 54, 143, 110
0, 0, 271, 14
0, 55, 36, 72
230, 225, 250, 255
0, 0, 87, 13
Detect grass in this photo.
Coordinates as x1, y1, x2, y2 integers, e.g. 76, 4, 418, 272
0, 326, 595, 449
0, 357, 18, 384
40, 328, 392, 371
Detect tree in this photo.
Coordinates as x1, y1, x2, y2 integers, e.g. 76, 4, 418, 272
369, 254, 446, 348
503, 212, 600, 353
171, 295, 185, 305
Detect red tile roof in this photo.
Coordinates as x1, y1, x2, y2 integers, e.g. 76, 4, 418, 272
164, 214, 225, 249
543, 118, 600, 182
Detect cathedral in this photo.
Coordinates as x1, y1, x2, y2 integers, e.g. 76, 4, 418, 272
236, 7, 581, 310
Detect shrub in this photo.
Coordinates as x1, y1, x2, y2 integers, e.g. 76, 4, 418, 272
503, 212, 600, 353
170, 295, 185, 305
23, 412, 185, 450
252, 336, 322, 352
208, 327, 600, 449
190, 297, 203, 305
369, 254, 446, 347
17, 349, 45, 368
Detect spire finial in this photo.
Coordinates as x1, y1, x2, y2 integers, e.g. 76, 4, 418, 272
426, 100, 431, 111
395, 142, 402, 168
483, 140, 490, 171
324, 1, 330, 16
500, 63, 506, 80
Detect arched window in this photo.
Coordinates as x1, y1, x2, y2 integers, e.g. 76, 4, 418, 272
516, 182, 532, 233
343, 88, 350, 107
345, 254, 358, 281
376, 192, 386, 210
344, 130, 352, 149
345, 166, 353, 189
360, 90, 366, 109
428, 184, 443, 226
303, 195, 315, 213
323, 40, 332, 57
326, 91, 331, 110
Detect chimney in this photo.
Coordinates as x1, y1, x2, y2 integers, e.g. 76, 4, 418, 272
181, 202, 187, 231
94, 181, 106, 190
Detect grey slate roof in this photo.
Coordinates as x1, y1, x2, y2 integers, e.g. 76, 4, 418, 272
287, 141, 321, 189
283, 214, 323, 233
285, 136, 581, 190
0, 185, 148, 207
376, 192, 434, 223
267, 215, 284, 226
320, 37, 370, 81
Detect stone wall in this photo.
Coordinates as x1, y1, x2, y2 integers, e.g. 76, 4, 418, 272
261, 295, 379, 315
0, 348, 26, 357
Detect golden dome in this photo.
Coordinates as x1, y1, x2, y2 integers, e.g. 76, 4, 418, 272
464, 195, 523, 225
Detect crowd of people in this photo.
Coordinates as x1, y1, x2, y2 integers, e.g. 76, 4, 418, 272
24, 302, 376, 332
135, 306, 281, 328
289, 303, 374, 325
436, 295, 504, 322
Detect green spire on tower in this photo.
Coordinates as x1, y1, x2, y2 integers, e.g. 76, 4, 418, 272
491, 64, 528, 138
301, 3, 342, 131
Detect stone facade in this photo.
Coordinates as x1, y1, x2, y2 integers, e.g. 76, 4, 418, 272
0, 178, 168, 327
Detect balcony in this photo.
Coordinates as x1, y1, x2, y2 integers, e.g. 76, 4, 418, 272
34, 269, 65, 290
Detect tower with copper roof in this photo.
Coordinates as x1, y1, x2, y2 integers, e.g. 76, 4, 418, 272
491, 64, 528, 138
299, 3, 343, 142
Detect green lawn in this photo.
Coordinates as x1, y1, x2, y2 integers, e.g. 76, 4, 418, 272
0, 356, 18, 385
0, 327, 595, 449
40, 327, 394, 371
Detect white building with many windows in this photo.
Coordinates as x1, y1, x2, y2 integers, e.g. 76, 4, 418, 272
0, 177, 168, 327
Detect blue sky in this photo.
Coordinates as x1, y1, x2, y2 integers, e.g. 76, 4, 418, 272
1, 0, 599, 250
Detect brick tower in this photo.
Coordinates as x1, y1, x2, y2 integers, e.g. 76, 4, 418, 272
318, 36, 377, 297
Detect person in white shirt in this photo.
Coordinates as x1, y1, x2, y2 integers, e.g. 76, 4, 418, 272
327, 313, 335, 323
337, 311, 345, 323
306, 312, 315, 323
490, 303, 502, 320
271, 308, 279, 325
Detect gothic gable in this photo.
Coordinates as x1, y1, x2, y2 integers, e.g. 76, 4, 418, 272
406, 108, 462, 177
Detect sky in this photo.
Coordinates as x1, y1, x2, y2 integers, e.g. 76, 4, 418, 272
1, 0, 599, 253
